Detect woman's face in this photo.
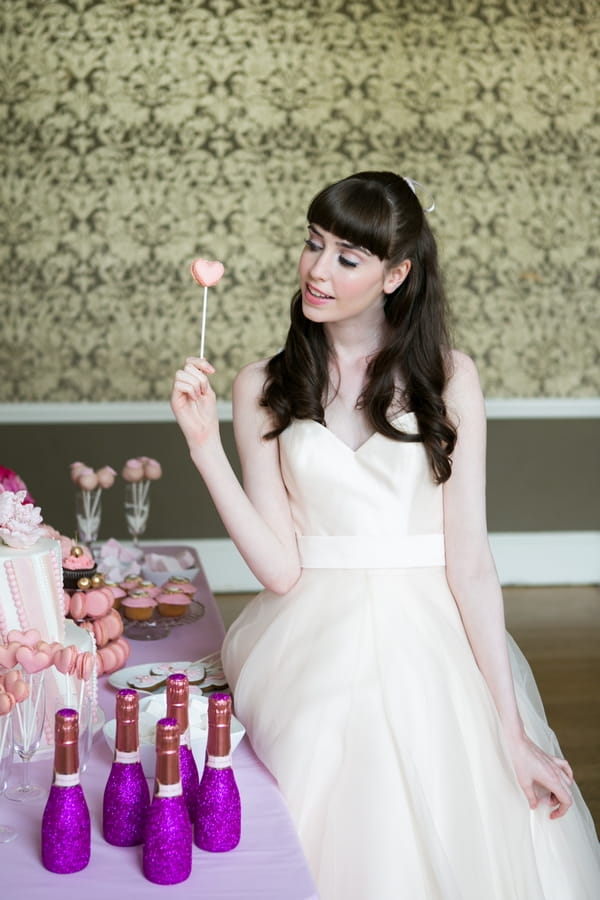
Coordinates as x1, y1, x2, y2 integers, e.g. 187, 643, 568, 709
298, 224, 406, 327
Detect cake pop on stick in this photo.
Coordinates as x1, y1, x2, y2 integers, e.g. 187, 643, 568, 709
190, 258, 224, 358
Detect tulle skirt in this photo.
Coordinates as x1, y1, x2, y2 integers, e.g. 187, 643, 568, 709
222, 567, 600, 900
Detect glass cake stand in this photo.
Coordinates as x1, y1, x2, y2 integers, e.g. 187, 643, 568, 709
120, 600, 205, 641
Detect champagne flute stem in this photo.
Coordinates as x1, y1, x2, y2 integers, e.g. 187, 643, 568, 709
22, 757, 31, 790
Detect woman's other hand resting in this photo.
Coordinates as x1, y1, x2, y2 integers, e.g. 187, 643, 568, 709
507, 732, 574, 819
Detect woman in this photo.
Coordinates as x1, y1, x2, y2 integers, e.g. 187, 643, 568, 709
171, 171, 600, 899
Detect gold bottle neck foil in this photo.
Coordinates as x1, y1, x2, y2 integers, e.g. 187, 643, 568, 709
166, 673, 189, 734
207, 693, 232, 758
155, 717, 181, 786
54, 708, 79, 776
115, 688, 140, 754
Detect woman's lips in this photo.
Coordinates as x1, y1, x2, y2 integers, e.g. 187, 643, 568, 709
304, 284, 333, 306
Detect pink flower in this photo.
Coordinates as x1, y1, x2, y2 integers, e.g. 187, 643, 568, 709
0, 466, 35, 505
0, 491, 45, 549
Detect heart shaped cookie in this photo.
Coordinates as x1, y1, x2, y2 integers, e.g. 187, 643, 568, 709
16, 645, 51, 674
190, 258, 224, 287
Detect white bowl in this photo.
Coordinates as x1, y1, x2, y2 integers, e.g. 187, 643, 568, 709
141, 566, 200, 587
102, 693, 245, 777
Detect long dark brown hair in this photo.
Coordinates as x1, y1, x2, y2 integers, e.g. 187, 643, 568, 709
261, 171, 456, 483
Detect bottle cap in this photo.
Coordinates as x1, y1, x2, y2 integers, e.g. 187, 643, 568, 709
54, 708, 79, 775
155, 717, 181, 786
116, 688, 139, 722
207, 693, 232, 757
166, 674, 189, 733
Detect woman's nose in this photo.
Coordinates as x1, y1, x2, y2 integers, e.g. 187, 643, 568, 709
308, 250, 330, 281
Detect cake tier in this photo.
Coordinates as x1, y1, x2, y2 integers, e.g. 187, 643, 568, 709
0, 537, 65, 643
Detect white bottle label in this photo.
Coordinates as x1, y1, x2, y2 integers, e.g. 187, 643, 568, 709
115, 749, 141, 764
206, 754, 232, 769
54, 772, 80, 787
155, 779, 183, 799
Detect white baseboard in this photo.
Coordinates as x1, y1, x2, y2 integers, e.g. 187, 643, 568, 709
1, 397, 599, 423
150, 532, 600, 593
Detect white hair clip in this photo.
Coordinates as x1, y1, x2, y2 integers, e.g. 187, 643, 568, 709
402, 177, 435, 213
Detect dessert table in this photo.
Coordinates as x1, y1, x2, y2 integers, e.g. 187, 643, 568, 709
1, 547, 318, 899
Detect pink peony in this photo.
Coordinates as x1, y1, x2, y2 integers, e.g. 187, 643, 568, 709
0, 491, 45, 549
0, 467, 36, 505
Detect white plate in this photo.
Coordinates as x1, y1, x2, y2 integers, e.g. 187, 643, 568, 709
108, 661, 193, 693
103, 694, 245, 776
108, 653, 228, 695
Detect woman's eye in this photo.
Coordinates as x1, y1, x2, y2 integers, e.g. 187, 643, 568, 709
304, 239, 321, 251
339, 255, 358, 268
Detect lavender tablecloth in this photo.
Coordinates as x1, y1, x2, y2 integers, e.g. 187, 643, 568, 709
1, 546, 318, 900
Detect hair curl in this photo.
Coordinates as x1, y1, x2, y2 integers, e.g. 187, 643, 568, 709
260, 171, 456, 483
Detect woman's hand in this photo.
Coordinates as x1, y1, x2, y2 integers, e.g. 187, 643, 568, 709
170, 357, 219, 450
507, 732, 574, 819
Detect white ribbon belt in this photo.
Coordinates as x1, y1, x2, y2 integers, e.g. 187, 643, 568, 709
297, 534, 445, 569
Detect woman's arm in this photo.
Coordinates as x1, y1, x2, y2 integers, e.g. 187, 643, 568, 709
170, 357, 301, 594
442, 351, 573, 818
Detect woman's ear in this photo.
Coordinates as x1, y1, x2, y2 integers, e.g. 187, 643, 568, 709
383, 259, 411, 294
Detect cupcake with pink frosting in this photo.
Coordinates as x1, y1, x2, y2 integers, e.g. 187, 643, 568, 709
121, 591, 157, 621
156, 587, 192, 618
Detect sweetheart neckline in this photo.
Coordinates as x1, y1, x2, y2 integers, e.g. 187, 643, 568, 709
301, 411, 417, 454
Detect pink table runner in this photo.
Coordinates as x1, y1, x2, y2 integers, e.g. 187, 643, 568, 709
2, 546, 318, 899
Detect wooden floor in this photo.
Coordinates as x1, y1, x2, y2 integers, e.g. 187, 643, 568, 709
215, 585, 600, 833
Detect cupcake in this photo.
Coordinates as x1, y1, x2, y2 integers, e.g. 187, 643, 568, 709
62, 544, 97, 591
163, 576, 196, 597
120, 573, 144, 592
156, 587, 192, 618
121, 591, 157, 621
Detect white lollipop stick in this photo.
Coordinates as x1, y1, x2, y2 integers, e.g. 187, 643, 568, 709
190, 258, 225, 359
200, 285, 208, 358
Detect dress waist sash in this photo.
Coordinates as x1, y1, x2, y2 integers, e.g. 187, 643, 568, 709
297, 534, 445, 569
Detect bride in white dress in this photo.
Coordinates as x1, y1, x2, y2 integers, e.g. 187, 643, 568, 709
171, 171, 600, 899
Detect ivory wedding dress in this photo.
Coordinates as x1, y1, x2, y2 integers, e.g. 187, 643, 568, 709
222, 413, 600, 900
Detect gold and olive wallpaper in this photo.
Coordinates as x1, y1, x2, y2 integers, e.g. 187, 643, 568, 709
2, 0, 598, 402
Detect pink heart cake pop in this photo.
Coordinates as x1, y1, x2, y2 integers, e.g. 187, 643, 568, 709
190, 257, 225, 358
190, 258, 224, 287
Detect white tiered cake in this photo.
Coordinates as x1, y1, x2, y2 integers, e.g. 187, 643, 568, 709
0, 534, 99, 754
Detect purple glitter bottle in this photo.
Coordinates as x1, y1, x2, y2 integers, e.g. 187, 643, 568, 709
194, 693, 241, 852
41, 708, 91, 873
143, 717, 192, 885
166, 673, 199, 821
103, 689, 150, 845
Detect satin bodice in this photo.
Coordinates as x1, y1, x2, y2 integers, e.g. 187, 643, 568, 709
279, 413, 445, 568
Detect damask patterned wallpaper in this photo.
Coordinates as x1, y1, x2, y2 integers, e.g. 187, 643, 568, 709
2, 0, 598, 402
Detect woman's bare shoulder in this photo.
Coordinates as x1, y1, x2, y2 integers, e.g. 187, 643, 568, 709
444, 350, 485, 419
233, 358, 269, 399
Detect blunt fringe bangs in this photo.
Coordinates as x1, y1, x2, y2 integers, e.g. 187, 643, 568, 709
307, 178, 394, 260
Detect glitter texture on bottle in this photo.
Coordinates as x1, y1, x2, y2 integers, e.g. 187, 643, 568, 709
194, 692, 241, 852
103, 688, 150, 846
166, 672, 200, 821
143, 717, 192, 885
41, 708, 91, 873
